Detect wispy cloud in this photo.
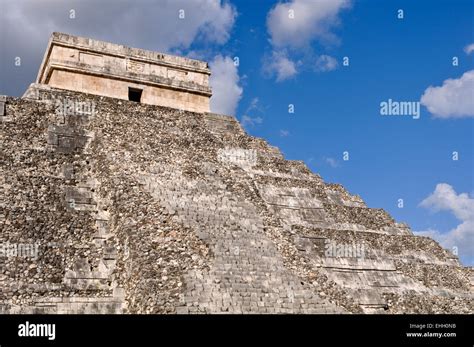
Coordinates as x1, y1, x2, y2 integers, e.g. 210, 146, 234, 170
324, 157, 339, 168
241, 115, 263, 127
315, 55, 338, 72
240, 98, 266, 128
264, 0, 351, 81
245, 97, 263, 114
464, 43, 474, 55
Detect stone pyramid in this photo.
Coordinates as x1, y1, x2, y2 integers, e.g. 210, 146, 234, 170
0, 83, 472, 314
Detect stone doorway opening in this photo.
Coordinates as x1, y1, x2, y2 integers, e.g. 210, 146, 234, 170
128, 87, 142, 102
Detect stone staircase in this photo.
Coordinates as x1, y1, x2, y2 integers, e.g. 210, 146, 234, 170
0, 91, 124, 314
139, 166, 345, 313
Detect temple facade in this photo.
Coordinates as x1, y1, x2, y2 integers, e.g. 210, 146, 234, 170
33, 32, 212, 113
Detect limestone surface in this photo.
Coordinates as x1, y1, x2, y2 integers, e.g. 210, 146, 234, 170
35, 32, 211, 113
0, 85, 472, 314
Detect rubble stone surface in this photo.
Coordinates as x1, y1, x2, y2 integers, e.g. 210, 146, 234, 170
1, 86, 472, 313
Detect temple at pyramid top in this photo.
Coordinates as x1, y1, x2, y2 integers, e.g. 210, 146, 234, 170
34, 32, 212, 112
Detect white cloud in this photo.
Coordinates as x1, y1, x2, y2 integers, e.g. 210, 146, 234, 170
279, 129, 290, 137
464, 43, 474, 55
419, 183, 474, 220
264, 51, 298, 82
4, 0, 236, 52
267, 0, 351, 48
415, 183, 474, 262
420, 70, 474, 118
209, 55, 243, 115
315, 55, 338, 72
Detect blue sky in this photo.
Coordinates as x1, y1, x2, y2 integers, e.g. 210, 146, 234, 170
1, 0, 473, 264
230, 0, 474, 265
